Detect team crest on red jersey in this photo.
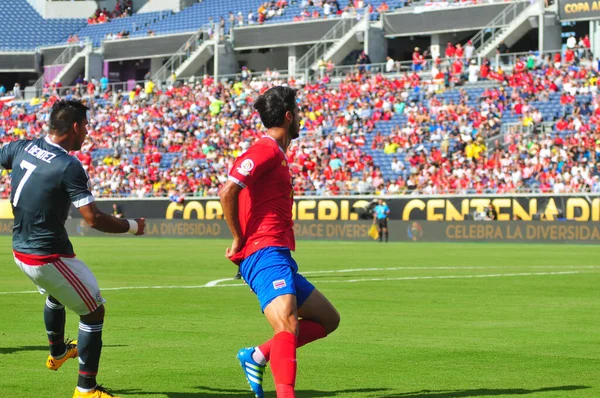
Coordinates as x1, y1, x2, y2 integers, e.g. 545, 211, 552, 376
237, 159, 255, 176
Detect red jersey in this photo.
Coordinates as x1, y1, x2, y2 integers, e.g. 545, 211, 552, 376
227, 136, 295, 265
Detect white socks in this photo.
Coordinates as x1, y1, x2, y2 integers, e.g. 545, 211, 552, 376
252, 347, 267, 366
77, 385, 96, 393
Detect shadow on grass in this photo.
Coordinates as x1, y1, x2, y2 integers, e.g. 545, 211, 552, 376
114, 386, 390, 397
383, 385, 591, 397
0, 344, 127, 355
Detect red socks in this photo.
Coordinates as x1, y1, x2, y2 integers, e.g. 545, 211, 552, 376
271, 332, 297, 398
297, 319, 327, 348
255, 321, 328, 397
257, 320, 327, 362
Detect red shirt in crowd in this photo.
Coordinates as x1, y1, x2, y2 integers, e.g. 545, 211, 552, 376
452, 60, 463, 74
565, 49, 575, 64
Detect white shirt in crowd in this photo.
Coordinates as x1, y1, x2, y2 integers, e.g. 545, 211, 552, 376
464, 43, 475, 59
468, 64, 479, 83
386, 57, 395, 73
391, 159, 404, 173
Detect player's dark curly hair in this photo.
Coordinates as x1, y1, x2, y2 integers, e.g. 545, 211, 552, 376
49, 100, 89, 136
254, 86, 297, 128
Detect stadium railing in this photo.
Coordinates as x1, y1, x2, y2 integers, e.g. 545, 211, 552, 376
33, 44, 584, 101
30, 58, 505, 100
90, 186, 595, 199
490, 49, 592, 68
151, 29, 212, 82
485, 122, 535, 152
32, 44, 592, 100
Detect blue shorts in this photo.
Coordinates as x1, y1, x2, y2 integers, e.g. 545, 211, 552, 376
240, 246, 315, 313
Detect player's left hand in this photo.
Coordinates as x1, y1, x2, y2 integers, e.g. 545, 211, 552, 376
225, 238, 243, 258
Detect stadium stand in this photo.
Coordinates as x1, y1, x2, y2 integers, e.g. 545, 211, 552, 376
1, 47, 599, 198
0, 0, 86, 50
0, 0, 596, 199
55, 0, 404, 46
74, 11, 167, 46
0, 0, 517, 51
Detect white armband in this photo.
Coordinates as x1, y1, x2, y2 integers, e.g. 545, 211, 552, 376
127, 219, 138, 235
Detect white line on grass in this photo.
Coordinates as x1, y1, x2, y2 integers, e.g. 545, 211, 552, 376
0, 271, 587, 295
204, 278, 235, 287
309, 271, 582, 284
301, 265, 600, 275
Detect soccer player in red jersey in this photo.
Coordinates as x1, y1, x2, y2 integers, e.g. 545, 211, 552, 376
219, 86, 340, 398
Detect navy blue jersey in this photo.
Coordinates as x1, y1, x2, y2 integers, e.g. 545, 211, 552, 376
0, 137, 94, 255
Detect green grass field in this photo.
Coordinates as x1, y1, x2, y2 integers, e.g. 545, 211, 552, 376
0, 237, 599, 398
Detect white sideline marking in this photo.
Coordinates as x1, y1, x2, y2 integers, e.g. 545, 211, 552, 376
204, 278, 235, 287
302, 265, 600, 275
310, 271, 582, 284
0, 271, 588, 295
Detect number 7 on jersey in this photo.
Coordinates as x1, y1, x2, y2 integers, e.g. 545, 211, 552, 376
13, 160, 36, 206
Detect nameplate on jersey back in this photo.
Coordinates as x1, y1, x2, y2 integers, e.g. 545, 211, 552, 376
24, 143, 57, 164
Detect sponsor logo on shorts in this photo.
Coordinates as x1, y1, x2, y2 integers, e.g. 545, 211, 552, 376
236, 159, 255, 176
273, 279, 287, 290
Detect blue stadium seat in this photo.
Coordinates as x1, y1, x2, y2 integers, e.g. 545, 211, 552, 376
74, 11, 165, 46
0, 0, 86, 50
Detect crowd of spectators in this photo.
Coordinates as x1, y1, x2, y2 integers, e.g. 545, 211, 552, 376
66, 34, 81, 44
3, 47, 600, 198
206, 0, 388, 30
87, 1, 133, 25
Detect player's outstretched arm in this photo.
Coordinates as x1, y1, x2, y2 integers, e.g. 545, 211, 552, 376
78, 202, 145, 235
219, 180, 244, 257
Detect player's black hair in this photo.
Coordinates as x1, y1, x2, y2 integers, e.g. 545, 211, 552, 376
49, 100, 89, 136
254, 86, 297, 128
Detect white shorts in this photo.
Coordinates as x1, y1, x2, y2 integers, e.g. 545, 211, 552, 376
14, 254, 106, 315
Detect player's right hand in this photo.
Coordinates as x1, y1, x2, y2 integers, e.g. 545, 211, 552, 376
134, 218, 146, 235
225, 238, 243, 258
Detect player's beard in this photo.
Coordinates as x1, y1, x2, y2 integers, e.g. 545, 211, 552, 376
289, 117, 300, 140
73, 132, 85, 151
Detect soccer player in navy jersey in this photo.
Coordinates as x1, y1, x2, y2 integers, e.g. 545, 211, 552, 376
2, 100, 145, 398
219, 86, 341, 398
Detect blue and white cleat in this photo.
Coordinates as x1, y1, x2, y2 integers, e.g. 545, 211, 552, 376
237, 347, 265, 398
